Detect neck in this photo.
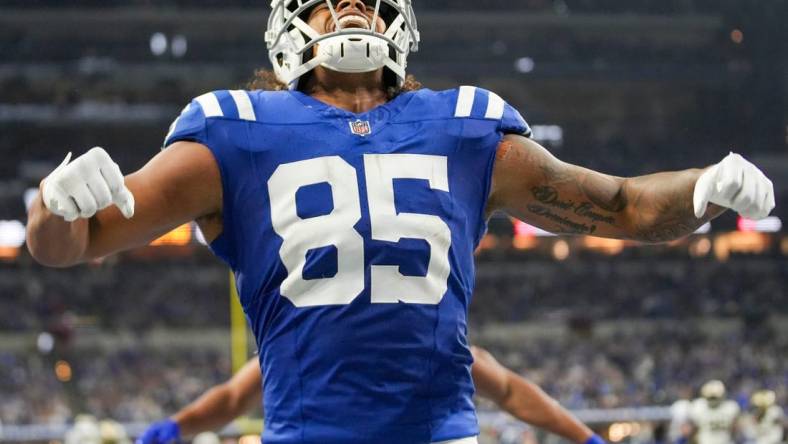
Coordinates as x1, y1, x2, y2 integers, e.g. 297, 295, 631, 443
302, 67, 388, 114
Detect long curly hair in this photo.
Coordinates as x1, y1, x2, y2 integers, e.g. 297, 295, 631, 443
246, 69, 422, 100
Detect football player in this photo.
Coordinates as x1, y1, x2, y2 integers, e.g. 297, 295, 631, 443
65, 415, 131, 444
27, 1, 775, 443
137, 346, 601, 444
669, 397, 693, 444
743, 390, 785, 444
688, 380, 741, 444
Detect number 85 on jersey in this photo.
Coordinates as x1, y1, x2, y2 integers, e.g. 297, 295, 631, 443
268, 154, 451, 308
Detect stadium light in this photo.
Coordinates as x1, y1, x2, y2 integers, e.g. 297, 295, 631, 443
54, 360, 72, 382
513, 219, 556, 237
694, 222, 711, 234
172, 35, 188, 58
150, 224, 192, 246
0, 220, 25, 248
515, 57, 535, 73
737, 216, 782, 233
24, 187, 39, 212
0, 220, 25, 260
150, 32, 168, 56
552, 239, 570, 260
530, 125, 565, 146
37, 332, 54, 354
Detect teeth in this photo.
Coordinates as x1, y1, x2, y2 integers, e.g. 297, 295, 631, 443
337, 15, 370, 30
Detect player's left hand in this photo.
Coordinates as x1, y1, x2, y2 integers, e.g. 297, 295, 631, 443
693, 152, 775, 220
135, 419, 181, 444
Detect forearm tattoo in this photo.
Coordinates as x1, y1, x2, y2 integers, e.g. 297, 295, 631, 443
502, 137, 717, 242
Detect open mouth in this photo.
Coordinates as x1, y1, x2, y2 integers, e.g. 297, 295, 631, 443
330, 14, 371, 32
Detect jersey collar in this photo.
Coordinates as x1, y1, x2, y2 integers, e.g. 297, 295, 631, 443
290, 90, 414, 135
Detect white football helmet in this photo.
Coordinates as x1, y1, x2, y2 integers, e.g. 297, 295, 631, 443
265, 0, 420, 89
701, 379, 726, 406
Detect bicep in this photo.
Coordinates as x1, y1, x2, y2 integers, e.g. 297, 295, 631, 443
487, 134, 634, 238
85, 141, 222, 259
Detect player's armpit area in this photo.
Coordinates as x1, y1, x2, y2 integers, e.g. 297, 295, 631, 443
486, 134, 724, 242
85, 141, 222, 260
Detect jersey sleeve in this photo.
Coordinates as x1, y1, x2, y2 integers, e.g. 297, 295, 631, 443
452, 86, 532, 137
162, 92, 224, 148
500, 100, 532, 137
160, 90, 257, 269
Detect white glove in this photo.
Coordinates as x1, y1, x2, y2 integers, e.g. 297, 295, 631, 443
693, 152, 775, 220
42, 147, 135, 222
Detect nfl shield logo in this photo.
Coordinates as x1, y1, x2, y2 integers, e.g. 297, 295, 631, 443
349, 119, 372, 136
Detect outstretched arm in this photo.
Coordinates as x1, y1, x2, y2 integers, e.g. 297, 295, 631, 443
486, 135, 774, 242
26, 142, 221, 267
137, 359, 262, 444
173, 359, 262, 437
471, 346, 596, 444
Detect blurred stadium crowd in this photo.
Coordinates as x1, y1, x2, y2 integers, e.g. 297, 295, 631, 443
0, 254, 785, 331
2, 323, 785, 426
1, 251, 786, 426
0, 348, 227, 425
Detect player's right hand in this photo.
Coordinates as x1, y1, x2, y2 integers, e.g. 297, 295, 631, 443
41, 147, 135, 222
136, 419, 181, 444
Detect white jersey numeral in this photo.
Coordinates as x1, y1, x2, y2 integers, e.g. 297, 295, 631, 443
268, 156, 365, 307
268, 154, 452, 307
364, 154, 451, 304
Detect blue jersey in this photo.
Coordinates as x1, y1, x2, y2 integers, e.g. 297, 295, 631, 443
165, 86, 530, 444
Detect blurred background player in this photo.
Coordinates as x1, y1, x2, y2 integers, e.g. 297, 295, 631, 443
669, 390, 693, 444
688, 380, 741, 444
742, 390, 785, 444
137, 346, 603, 444
64, 415, 131, 444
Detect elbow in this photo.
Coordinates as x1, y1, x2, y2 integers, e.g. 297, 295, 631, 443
27, 244, 80, 268
25, 222, 84, 268
223, 385, 248, 418
26, 228, 60, 267
625, 210, 695, 244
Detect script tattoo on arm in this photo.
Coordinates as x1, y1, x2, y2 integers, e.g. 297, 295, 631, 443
487, 135, 725, 242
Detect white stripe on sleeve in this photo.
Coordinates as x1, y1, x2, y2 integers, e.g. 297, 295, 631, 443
195, 92, 223, 118
454, 86, 476, 118
229, 90, 257, 121
484, 91, 505, 120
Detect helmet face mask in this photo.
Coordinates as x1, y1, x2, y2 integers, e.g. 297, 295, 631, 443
266, 0, 420, 90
